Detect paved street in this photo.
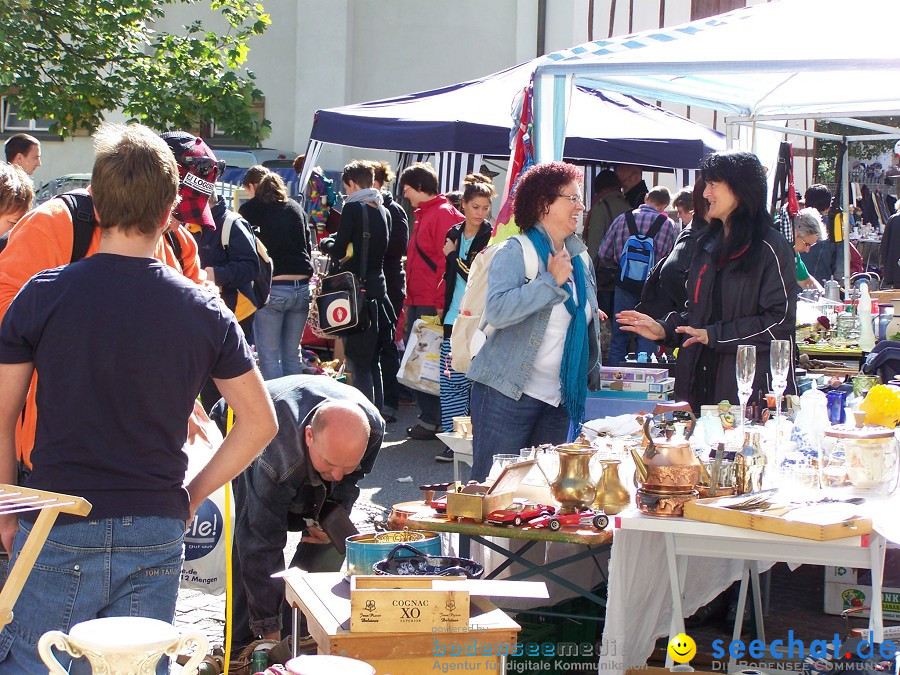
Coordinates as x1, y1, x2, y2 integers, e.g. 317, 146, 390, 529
174, 398, 459, 651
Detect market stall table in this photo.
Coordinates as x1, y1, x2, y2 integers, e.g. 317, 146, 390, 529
600, 510, 886, 673
406, 510, 612, 615
282, 570, 520, 674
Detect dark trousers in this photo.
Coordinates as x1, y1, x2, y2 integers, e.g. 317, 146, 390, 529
379, 336, 402, 413
230, 538, 344, 650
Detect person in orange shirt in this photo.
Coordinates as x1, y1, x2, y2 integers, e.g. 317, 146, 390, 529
0, 163, 33, 237
0, 176, 210, 473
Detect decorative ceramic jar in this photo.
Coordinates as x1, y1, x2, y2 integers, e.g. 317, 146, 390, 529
39, 617, 207, 675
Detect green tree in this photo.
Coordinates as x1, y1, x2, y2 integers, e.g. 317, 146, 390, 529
0, 0, 271, 145
814, 118, 900, 184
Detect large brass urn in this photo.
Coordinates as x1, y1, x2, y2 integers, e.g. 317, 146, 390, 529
550, 443, 596, 514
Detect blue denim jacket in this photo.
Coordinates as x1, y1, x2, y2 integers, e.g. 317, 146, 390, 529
467, 225, 601, 400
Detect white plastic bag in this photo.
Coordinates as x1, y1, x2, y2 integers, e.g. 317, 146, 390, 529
398, 318, 442, 395
180, 406, 232, 595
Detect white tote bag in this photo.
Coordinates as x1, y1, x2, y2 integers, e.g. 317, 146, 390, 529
180, 405, 232, 595
397, 318, 443, 396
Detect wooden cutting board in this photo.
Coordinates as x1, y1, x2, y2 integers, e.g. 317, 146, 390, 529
683, 496, 873, 540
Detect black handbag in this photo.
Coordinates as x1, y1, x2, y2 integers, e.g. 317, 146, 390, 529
310, 206, 373, 337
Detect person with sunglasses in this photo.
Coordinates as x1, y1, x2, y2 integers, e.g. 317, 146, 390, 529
160, 132, 262, 412
466, 162, 603, 481
596, 185, 677, 366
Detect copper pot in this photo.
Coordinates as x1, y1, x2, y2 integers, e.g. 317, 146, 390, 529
636, 488, 698, 517
376, 501, 431, 531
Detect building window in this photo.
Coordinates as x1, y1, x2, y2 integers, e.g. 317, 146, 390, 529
1, 97, 52, 133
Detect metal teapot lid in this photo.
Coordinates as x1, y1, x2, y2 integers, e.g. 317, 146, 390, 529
642, 402, 697, 460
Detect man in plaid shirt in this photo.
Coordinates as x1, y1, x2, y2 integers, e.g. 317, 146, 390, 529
597, 186, 677, 366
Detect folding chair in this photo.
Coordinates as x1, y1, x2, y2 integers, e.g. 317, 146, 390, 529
0, 484, 91, 629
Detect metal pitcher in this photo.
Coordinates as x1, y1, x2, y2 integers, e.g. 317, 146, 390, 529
824, 279, 841, 302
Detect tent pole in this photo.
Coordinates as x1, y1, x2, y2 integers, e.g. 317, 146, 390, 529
842, 141, 851, 293
726, 123, 735, 150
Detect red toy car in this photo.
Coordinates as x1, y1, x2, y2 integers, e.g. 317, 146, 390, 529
485, 501, 555, 527
429, 495, 448, 514
530, 508, 609, 531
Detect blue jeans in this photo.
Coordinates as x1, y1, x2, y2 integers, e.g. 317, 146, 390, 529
469, 382, 570, 481
609, 286, 658, 367
0, 516, 185, 674
255, 282, 310, 380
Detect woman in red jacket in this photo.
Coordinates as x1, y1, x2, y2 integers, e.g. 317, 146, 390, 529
398, 162, 463, 440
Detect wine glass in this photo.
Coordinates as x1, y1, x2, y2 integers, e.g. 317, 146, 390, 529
770, 339, 791, 460
735, 345, 757, 443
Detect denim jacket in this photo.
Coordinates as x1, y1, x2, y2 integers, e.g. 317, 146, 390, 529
467, 225, 601, 400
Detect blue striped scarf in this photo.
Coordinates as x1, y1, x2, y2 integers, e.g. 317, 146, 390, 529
525, 227, 589, 429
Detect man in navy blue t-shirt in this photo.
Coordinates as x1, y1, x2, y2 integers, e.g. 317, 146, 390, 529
0, 122, 277, 673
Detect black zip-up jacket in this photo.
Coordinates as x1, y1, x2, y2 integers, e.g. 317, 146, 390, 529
442, 220, 493, 314
659, 227, 798, 408
382, 191, 409, 315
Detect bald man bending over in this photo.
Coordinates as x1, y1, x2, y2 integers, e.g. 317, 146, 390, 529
212, 375, 384, 656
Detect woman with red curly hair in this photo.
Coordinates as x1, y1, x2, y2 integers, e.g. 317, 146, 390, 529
466, 162, 604, 480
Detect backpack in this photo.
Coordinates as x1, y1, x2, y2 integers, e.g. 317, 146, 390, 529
0, 190, 95, 261
617, 210, 666, 295
221, 211, 273, 322
450, 234, 591, 373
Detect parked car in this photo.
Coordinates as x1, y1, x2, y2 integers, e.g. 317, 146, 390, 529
210, 148, 296, 170
34, 173, 92, 205
485, 501, 554, 527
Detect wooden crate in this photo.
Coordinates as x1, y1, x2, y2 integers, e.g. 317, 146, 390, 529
285, 571, 519, 675
683, 496, 872, 540
349, 576, 469, 633
446, 459, 537, 521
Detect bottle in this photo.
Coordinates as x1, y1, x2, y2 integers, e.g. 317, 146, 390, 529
858, 282, 875, 351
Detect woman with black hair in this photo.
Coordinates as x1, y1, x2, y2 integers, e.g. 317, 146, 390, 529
636, 179, 709, 320
617, 151, 798, 412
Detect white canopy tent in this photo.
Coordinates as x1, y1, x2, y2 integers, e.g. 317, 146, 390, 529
532, 0, 900, 286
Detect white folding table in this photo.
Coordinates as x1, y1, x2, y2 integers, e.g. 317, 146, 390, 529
614, 512, 885, 672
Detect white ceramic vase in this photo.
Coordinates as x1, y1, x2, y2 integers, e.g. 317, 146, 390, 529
39, 616, 207, 675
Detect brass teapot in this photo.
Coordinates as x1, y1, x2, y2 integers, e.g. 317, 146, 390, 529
631, 402, 701, 492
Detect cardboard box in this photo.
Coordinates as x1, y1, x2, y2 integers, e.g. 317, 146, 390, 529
350, 576, 469, 633
587, 389, 671, 400
825, 547, 900, 586
446, 460, 536, 521
823, 581, 900, 620
600, 376, 675, 393
596, 366, 669, 383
